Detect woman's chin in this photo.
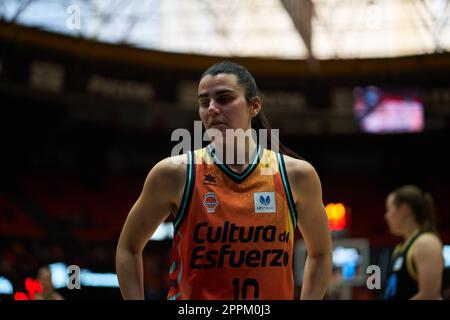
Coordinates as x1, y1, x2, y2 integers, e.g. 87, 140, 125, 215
389, 227, 402, 237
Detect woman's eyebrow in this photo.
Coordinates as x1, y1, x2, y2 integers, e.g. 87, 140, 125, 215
198, 89, 236, 99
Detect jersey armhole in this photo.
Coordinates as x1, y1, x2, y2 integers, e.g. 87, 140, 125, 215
276, 153, 298, 229
405, 232, 437, 282
173, 151, 196, 233
406, 243, 418, 281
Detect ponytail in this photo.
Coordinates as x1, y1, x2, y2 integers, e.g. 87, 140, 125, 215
392, 185, 438, 234
251, 111, 303, 160
422, 192, 438, 234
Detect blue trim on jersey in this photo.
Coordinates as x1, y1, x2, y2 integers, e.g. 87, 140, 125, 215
168, 292, 181, 300
167, 232, 184, 300
169, 261, 176, 274
206, 144, 261, 183
173, 151, 196, 232
277, 153, 298, 228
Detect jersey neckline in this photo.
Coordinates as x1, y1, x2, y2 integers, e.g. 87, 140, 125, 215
206, 143, 262, 183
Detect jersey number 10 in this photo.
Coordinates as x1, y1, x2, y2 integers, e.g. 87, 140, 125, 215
232, 278, 260, 300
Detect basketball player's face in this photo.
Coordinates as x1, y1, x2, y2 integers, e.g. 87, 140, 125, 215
384, 194, 404, 235
198, 73, 254, 134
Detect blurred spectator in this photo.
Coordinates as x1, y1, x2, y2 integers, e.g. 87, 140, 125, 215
35, 266, 64, 300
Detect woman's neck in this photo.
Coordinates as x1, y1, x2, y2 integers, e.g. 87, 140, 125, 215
401, 222, 420, 243
211, 138, 258, 173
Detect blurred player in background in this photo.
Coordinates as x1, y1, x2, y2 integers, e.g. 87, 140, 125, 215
116, 61, 332, 300
384, 185, 443, 299
35, 266, 64, 300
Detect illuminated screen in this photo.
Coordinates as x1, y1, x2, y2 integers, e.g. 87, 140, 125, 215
444, 245, 450, 269
353, 86, 424, 134
333, 246, 361, 280
294, 239, 370, 286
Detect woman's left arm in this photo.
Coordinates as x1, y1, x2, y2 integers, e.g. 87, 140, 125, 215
410, 233, 444, 300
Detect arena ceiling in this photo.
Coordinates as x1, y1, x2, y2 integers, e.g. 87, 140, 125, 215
1, 0, 449, 59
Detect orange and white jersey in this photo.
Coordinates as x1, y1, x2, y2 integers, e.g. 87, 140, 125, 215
167, 144, 298, 300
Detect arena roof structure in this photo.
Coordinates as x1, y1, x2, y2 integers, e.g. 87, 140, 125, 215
1, 0, 449, 59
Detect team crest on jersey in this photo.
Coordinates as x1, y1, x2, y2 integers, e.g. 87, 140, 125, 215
203, 192, 219, 213
254, 192, 276, 213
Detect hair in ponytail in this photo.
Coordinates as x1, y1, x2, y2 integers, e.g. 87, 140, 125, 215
391, 185, 438, 234
201, 61, 302, 160
422, 192, 437, 233
251, 110, 303, 159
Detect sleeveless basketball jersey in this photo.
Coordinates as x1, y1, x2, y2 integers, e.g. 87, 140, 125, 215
167, 144, 298, 300
384, 230, 423, 300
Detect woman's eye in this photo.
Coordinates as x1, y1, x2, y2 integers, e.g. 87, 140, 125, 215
217, 96, 231, 104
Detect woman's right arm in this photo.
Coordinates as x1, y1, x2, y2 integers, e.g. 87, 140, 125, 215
115, 155, 186, 299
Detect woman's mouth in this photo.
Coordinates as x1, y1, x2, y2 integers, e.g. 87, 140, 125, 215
210, 121, 226, 128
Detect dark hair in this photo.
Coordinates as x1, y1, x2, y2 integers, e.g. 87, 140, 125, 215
200, 61, 302, 159
391, 185, 438, 233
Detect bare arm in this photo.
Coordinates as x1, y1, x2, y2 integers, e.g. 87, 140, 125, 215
286, 158, 333, 300
116, 155, 186, 299
410, 233, 443, 300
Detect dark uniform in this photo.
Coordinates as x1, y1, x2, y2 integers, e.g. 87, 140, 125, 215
384, 230, 423, 300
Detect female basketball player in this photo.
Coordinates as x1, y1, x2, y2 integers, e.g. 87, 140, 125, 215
116, 61, 332, 300
384, 185, 443, 299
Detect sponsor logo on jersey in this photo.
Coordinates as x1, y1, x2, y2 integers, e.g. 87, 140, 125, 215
190, 221, 291, 269
254, 192, 276, 213
393, 256, 404, 271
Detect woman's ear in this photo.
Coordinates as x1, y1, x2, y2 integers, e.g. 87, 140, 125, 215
398, 202, 410, 218
250, 96, 262, 117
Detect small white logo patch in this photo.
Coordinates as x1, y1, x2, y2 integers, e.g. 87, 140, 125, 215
393, 257, 404, 271
254, 192, 276, 213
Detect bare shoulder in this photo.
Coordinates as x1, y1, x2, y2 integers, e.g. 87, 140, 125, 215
53, 292, 64, 300
414, 232, 443, 252
281, 155, 322, 199
143, 154, 188, 199
150, 154, 187, 180
410, 232, 444, 273
283, 155, 317, 174
282, 155, 320, 184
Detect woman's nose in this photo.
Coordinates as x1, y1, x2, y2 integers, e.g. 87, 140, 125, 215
208, 100, 220, 115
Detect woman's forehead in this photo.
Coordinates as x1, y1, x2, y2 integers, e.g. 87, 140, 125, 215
198, 73, 241, 93
386, 193, 395, 205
